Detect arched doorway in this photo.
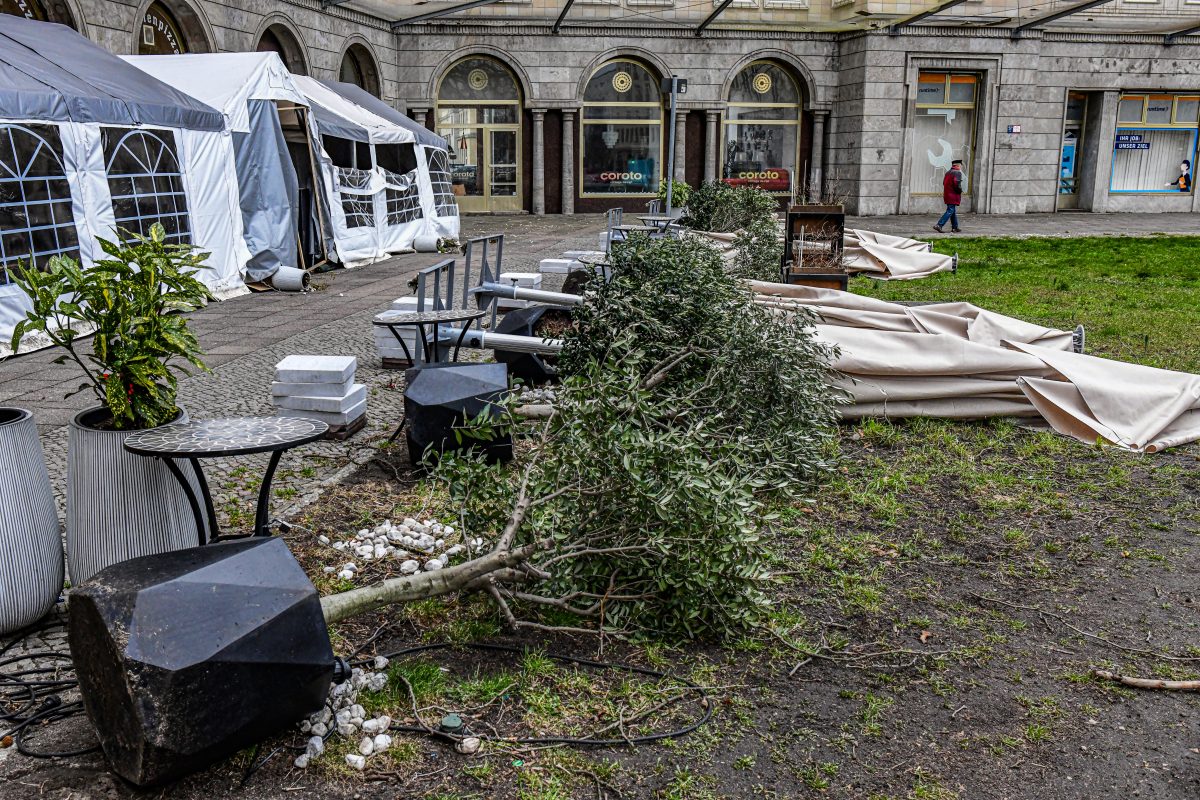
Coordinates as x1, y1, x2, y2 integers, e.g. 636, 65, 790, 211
0, 0, 74, 27
580, 59, 663, 199
722, 61, 804, 196
340, 43, 380, 98
257, 23, 307, 76
436, 56, 522, 213
138, 1, 210, 55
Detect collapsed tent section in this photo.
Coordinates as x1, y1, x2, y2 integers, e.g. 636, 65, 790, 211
0, 16, 244, 356
122, 52, 331, 286
750, 281, 1200, 453
292, 75, 456, 267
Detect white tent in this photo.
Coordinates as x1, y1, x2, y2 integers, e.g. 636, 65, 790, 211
0, 16, 245, 356
292, 75, 451, 266
122, 52, 329, 284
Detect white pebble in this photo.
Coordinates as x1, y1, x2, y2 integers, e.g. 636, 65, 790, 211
310, 722, 328, 737
367, 674, 387, 692
294, 753, 310, 769
362, 718, 384, 735
350, 704, 365, 718
318, 707, 332, 725
322, 566, 336, 574
335, 709, 352, 726
425, 559, 443, 571
317, 534, 330, 545
444, 545, 464, 557
358, 736, 374, 756
345, 753, 366, 770
456, 736, 482, 755
373, 734, 392, 752
333, 541, 346, 551
337, 723, 357, 737
300, 720, 311, 733
337, 570, 354, 580
343, 562, 357, 572
373, 656, 390, 670
306, 736, 325, 758
400, 559, 419, 574
444, 525, 456, 535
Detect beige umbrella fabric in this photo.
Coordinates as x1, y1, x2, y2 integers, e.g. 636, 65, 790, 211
843, 229, 956, 280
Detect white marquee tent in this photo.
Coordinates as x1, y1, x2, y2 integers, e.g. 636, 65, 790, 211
292, 75, 456, 266
122, 51, 328, 285
0, 16, 245, 356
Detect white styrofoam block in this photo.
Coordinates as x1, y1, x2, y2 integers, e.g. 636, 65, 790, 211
390, 296, 421, 312
562, 251, 606, 261
497, 299, 533, 310
275, 355, 356, 384
499, 272, 541, 288
277, 397, 366, 427
538, 258, 580, 275
273, 384, 367, 413
271, 377, 354, 398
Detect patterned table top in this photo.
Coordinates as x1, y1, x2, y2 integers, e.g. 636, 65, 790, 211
373, 309, 487, 326
123, 416, 329, 458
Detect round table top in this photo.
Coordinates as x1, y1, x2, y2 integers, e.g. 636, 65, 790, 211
373, 308, 487, 326
123, 416, 329, 458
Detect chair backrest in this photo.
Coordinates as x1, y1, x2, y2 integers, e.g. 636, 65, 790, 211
647, 199, 663, 215
462, 233, 505, 329
413, 258, 457, 313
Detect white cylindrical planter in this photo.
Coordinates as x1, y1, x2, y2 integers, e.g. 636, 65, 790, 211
0, 408, 64, 634
67, 407, 204, 584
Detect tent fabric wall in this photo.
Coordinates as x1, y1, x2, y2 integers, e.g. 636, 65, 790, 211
0, 18, 245, 357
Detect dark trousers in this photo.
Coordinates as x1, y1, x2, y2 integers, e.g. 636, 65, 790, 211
937, 205, 959, 230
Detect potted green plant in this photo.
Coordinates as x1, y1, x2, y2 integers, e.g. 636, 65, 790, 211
11, 224, 213, 582
656, 178, 691, 217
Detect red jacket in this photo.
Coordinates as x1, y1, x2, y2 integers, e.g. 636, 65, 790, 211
943, 169, 963, 205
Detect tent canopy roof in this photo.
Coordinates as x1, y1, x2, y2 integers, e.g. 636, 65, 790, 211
0, 16, 222, 130
120, 52, 308, 135
316, 79, 448, 150
292, 74, 415, 146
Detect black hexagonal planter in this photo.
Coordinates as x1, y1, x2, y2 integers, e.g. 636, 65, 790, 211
404, 362, 513, 466
493, 306, 572, 386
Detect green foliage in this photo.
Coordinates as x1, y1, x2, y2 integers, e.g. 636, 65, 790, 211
437, 235, 840, 639
11, 224, 212, 430
730, 213, 783, 282
680, 180, 778, 234
657, 178, 692, 209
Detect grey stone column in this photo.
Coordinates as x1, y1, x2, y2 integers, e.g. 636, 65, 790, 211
532, 109, 546, 216
561, 110, 575, 215
809, 110, 828, 203
673, 110, 687, 183
409, 108, 431, 130
704, 110, 719, 183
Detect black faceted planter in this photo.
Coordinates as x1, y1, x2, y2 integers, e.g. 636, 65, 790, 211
68, 537, 335, 787
493, 306, 568, 386
404, 362, 512, 466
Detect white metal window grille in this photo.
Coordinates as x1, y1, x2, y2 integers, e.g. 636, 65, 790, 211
382, 167, 422, 225
0, 124, 79, 285
426, 148, 459, 217
337, 167, 375, 229
102, 128, 190, 245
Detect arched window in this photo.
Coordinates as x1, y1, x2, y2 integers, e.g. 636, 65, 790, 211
581, 59, 662, 197
723, 61, 803, 195
340, 44, 381, 98
139, 1, 188, 55
257, 23, 307, 76
1, 0, 75, 27
0, 124, 78, 284
102, 128, 190, 246
435, 56, 522, 213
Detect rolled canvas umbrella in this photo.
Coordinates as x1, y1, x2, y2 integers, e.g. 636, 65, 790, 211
843, 229, 956, 281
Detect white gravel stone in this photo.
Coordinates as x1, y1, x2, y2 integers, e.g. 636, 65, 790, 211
358, 736, 375, 756
362, 718, 384, 735
456, 736, 482, 755
300, 720, 311, 733
310, 722, 328, 737
337, 570, 354, 580
294, 753, 310, 769
335, 709, 352, 726
306, 736, 325, 758
345, 753, 366, 770
337, 723, 357, 737
424, 559, 443, 571
399, 559, 419, 574
373, 734, 392, 752
373, 656, 390, 670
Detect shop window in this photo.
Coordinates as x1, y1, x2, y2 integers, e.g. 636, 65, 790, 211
1110, 93, 1199, 193
102, 128, 190, 246
0, 124, 78, 285
435, 56, 522, 213
581, 59, 662, 196
910, 72, 977, 197
722, 61, 803, 194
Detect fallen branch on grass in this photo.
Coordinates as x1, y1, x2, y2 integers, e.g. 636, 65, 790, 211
1092, 670, 1200, 692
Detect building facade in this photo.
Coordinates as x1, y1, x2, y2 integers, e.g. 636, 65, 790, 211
10, 0, 1200, 215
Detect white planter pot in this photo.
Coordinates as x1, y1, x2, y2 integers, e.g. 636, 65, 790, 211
66, 406, 205, 584
0, 408, 63, 634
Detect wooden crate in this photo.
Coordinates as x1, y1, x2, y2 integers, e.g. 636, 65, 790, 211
782, 204, 846, 283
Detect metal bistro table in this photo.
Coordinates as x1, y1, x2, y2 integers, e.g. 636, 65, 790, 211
123, 417, 328, 546
637, 214, 679, 234
372, 308, 487, 367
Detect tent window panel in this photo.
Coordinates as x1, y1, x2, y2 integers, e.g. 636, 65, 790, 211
376, 143, 417, 174
0, 124, 79, 285
1111, 129, 1198, 192
340, 195, 374, 228
323, 137, 372, 170
102, 128, 191, 246
426, 148, 458, 217
383, 172, 422, 225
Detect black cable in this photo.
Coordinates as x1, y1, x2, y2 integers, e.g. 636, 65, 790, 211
0, 619, 100, 759
361, 641, 713, 748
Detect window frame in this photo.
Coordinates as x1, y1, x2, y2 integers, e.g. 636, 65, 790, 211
911, 71, 979, 197
1109, 127, 1198, 194
579, 59, 664, 199
721, 60, 803, 196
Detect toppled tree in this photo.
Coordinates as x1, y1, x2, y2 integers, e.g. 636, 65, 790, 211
678, 181, 783, 283
323, 235, 841, 639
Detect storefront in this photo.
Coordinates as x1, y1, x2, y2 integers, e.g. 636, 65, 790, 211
435, 56, 522, 213
911, 71, 978, 205
579, 59, 663, 200
721, 61, 803, 196
1110, 93, 1198, 196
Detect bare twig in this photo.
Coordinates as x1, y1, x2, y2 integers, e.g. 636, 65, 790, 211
1092, 670, 1200, 691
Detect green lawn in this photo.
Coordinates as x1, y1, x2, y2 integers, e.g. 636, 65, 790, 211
852, 235, 1200, 373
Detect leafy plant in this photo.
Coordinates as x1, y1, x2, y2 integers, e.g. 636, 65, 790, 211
11, 224, 213, 430
680, 180, 778, 234
657, 178, 692, 210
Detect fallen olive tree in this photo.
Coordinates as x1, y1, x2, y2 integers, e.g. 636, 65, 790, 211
324, 235, 841, 639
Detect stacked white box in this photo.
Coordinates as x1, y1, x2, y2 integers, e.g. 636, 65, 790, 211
375, 296, 421, 363
497, 271, 542, 310
538, 257, 581, 275
271, 355, 365, 429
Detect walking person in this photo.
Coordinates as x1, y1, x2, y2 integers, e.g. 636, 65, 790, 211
933, 159, 964, 233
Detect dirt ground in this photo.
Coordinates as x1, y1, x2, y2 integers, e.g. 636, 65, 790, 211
4, 412, 1198, 800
